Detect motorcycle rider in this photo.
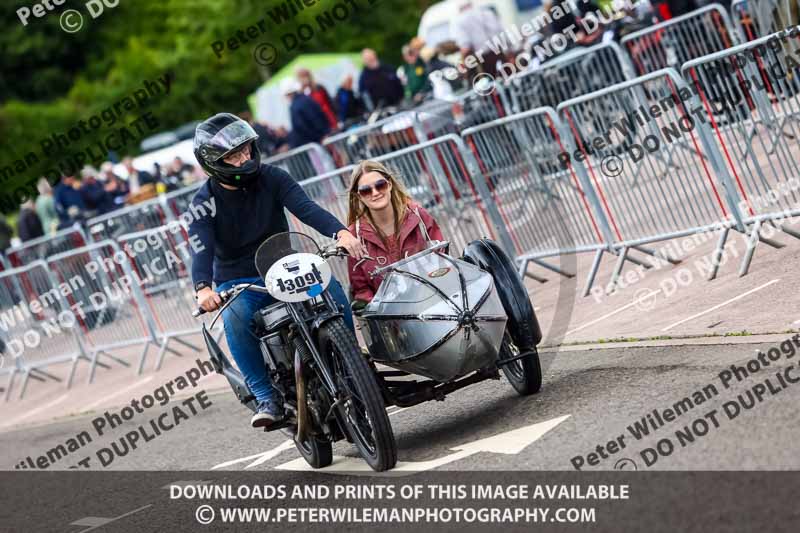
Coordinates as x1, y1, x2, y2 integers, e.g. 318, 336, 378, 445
189, 113, 364, 428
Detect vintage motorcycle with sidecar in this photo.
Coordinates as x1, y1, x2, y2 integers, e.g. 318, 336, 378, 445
195, 231, 543, 472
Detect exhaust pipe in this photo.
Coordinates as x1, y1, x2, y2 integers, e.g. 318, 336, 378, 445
294, 350, 310, 443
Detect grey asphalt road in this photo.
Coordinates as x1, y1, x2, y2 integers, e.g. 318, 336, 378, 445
3, 339, 798, 473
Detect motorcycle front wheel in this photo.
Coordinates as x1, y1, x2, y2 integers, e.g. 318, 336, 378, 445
318, 319, 397, 471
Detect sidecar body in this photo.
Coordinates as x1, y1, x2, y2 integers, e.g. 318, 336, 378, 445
357, 247, 507, 382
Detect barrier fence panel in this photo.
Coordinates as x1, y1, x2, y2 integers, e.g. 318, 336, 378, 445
622, 4, 739, 75
733, 0, 799, 41
47, 240, 160, 382
505, 42, 635, 115
161, 181, 205, 221
86, 198, 173, 242
462, 107, 615, 288
0, 260, 90, 400
116, 225, 206, 370
557, 68, 748, 288
322, 113, 424, 167
413, 87, 508, 139
5, 226, 89, 268
682, 29, 800, 275
263, 142, 336, 181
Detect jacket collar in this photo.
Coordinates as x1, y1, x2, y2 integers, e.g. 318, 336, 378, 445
356, 203, 423, 252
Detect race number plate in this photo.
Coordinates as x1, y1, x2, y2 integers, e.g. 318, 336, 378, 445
264, 253, 332, 303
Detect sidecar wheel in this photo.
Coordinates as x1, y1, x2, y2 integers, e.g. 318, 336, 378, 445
294, 436, 333, 469
500, 334, 542, 396
319, 319, 397, 472
462, 239, 542, 349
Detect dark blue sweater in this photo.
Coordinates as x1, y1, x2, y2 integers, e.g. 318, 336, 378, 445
188, 164, 346, 287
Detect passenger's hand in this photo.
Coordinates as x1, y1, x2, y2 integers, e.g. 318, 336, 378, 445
337, 230, 365, 260
197, 287, 222, 312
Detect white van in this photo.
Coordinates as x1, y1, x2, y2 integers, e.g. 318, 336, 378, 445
418, 0, 543, 49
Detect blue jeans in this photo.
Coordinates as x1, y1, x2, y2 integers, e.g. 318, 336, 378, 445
217, 276, 353, 403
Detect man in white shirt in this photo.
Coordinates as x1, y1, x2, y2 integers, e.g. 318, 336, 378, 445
451, 1, 506, 77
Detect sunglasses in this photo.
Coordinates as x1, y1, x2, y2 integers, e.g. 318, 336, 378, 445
357, 178, 390, 198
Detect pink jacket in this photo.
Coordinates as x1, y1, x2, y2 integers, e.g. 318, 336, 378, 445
347, 202, 444, 302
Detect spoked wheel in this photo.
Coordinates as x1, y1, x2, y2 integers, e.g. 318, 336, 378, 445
500, 333, 542, 396
318, 319, 397, 471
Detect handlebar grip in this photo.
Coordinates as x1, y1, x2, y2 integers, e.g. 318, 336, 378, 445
192, 288, 232, 319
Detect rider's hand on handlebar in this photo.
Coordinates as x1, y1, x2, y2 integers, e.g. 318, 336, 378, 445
336, 229, 365, 260
197, 287, 223, 313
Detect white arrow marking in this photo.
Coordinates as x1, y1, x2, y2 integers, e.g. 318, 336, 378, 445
211, 440, 294, 470
275, 414, 570, 474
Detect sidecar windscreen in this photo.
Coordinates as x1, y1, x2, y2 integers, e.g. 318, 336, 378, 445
255, 232, 320, 279
371, 253, 492, 315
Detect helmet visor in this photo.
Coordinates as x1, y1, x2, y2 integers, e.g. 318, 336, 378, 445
196, 121, 259, 161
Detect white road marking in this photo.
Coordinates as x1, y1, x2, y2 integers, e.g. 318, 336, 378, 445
566, 290, 662, 336
211, 440, 294, 470
82, 376, 155, 412
3, 393, 69, 427
275, 414, 570, 474
389, 406, 411, 417
662, 279, 780, 332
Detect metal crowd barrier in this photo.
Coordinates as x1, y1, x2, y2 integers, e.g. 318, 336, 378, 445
86, 197, 173, 243
263, 142, 336, 181
47, 240, 160, 381
732, 0, 799, 40
413, 87, 508, 139
323, 113, 424, 167
5, 226, 89, 268
682, 29, 800, 276
161, 181, 204, 221
115, 225, 205, 371
622, 4, 739, 75
462, 108, 614, 289
0, 260, 90, 400
557, 68, 747, 290
504, 41, 635, 115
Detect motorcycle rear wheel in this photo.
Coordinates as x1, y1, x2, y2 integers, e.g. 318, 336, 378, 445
319, 319, 397, 472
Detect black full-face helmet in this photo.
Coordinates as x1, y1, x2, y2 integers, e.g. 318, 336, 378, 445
194, 113, 261, 187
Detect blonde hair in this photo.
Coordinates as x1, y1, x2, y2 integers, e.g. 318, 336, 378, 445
347, 160, 411, 244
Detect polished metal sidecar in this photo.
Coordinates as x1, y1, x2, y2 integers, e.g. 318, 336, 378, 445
357, 244, 508, 382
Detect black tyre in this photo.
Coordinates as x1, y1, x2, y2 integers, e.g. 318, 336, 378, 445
462, 239, 542, 349
318, 319, 397, 471
500, 333, 543, 396
294, 436, 333, 469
